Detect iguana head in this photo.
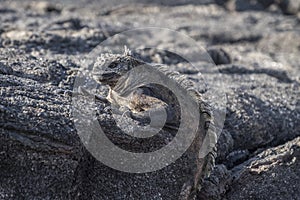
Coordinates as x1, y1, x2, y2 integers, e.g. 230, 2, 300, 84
92, 48, 143, 87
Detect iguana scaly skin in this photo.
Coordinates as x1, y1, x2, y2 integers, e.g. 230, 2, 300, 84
92, 49, 217, 199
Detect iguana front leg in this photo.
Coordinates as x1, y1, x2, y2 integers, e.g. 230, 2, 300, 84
107, 88, 172, 129
129, 90, 174, 129
76, 86, 109, 103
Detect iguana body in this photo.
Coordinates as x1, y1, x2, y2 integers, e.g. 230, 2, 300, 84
92, 49, 217, 199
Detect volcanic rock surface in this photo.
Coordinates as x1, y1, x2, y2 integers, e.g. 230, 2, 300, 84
0, 0, 299, 199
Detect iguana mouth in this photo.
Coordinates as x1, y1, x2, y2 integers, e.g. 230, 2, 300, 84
93, 72, 118, 81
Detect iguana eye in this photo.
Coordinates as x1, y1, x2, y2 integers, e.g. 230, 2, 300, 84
107, 62, 118, 69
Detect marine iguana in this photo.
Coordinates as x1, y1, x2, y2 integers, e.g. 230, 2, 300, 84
91, 48, 217, 199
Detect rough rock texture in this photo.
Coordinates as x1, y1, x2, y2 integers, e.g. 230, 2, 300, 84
227, 137, 300, 200
0, 0, 299, 199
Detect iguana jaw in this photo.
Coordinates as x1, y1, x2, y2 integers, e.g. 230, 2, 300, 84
92, 71, 121, 87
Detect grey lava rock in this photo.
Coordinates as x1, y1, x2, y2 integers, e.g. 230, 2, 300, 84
225, 0, 265, 11
279, 0, 300, 15
208, 47, 231, 65
26, 1, 62, 14
227, 137, 300, 199
0, 0, 299, 199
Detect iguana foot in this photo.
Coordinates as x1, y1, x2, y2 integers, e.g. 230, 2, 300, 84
77, 86, 109, 103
